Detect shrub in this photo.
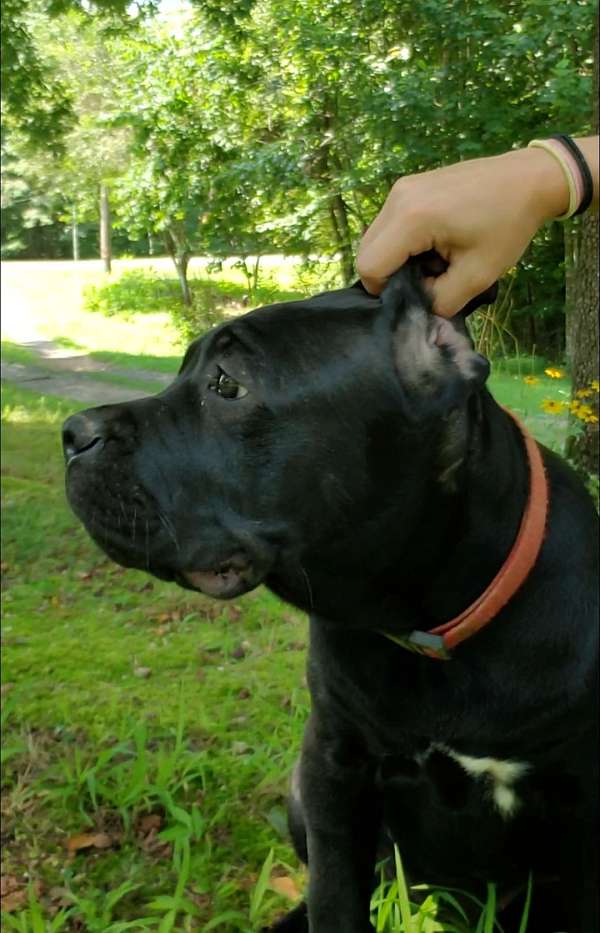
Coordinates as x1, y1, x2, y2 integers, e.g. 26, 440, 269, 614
83, 269, 183, 318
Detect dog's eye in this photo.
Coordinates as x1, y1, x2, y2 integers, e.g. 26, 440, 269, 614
209, 368, 248, 400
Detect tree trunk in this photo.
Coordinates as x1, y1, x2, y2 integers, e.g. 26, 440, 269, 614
563, 222, 578, 369
71, 203, 79, 261
99, 184, 112, 274
565, 211, 599, 475
252, 253, 261, 297
565, 18, 599, 476
165, 226, 192, 306
176, 255, 192, 307
329, 194, 354, 285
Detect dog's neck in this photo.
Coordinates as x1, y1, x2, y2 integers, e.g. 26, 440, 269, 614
411, 391, 531, 628
267, 391, 531, 638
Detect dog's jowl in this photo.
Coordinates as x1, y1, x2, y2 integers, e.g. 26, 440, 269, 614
63, 266, 598, 933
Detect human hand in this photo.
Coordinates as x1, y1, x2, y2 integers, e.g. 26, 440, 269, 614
356, 146, 570, 318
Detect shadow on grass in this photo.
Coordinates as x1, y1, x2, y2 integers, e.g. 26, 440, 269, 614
1, 339, 179, 386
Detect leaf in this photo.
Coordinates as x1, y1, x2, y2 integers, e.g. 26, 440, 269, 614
137, 813, 162, 834
269, 873, 301, 902
1, 888, 28, 912
66, 831, 112, 853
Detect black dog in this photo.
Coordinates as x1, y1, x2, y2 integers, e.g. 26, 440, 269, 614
63, 265, 598, 932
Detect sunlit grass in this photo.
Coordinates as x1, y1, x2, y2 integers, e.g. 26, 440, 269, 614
1, 260, 576, 929
0, 256, 319, 359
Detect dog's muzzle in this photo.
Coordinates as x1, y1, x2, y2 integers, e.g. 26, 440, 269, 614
62, 407, 273, 599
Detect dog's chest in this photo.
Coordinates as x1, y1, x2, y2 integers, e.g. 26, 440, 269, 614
311, 634, 532, 820
372, 742, 533, 870
418, 744, 529, 818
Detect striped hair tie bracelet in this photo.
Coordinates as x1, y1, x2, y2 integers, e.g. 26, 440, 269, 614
551, 134, 594, 216
528, 136, 593, 220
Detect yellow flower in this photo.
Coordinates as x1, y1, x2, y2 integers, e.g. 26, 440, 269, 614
569, 397, 600, 423
544, 367, 564, 379
541, 399, 566, 415
576, 388, 594, 399
523, 375, 540, 385
591, 380, 599, 393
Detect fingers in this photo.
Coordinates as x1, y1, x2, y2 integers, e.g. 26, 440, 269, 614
357, 213, 433, 295
429, 254, 493, 318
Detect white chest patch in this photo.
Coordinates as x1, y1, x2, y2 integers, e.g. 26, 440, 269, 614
430, 745, 530, 818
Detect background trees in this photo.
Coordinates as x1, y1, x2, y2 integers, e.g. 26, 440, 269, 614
2, 0, 597, 462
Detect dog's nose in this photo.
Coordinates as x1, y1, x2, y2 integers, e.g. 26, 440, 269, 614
62, 412, 106, 464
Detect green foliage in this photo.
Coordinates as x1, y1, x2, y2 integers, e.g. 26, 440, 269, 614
3, 0, 595, 325
1, 0, 158, 150
1, 0, 74, 151
83, 268, 185, 318
81, 265, 306, 340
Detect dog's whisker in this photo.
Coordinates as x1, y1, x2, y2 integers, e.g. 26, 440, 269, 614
299, 563, 314, 609
145, 519, 151, 570
159, 512, 180, 551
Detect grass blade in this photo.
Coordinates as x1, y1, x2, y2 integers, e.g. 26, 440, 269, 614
394, 845, 415, 933
517, 873, 533, 933
249, 848, 275, 923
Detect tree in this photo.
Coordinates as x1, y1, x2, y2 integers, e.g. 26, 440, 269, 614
2, 9, 137, 265
184, 0, 594, 296
2, 0, 596, 352
1, 0, 158, 146
566, 18, 599, 477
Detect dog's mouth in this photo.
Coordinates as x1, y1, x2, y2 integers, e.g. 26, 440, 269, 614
174, 555, 262, 599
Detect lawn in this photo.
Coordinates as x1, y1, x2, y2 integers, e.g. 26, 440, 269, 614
1, 259, 576, 930
2, 382, 310, 930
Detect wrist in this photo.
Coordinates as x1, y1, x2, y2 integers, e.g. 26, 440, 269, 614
512, 146, 571, 222
573, 136, 599, 210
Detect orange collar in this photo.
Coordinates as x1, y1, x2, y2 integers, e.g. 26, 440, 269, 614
383, 409, 549, 660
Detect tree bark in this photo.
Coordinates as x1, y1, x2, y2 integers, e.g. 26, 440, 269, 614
565, 18, 599, 476
99, 184, 112, 274
563, 221, 579, 370
165, 225, 192, 306
329, 194, 354, 285
71, 203, 79, 261
566, 212, 599, 474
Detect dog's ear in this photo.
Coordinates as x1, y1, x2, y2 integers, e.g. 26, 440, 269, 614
413, 249, 498, 316
384, 266, 490, 419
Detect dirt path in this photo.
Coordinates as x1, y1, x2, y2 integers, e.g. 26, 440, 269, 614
1, 339, 173, 405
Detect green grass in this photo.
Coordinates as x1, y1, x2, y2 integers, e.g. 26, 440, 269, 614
488, 367, 572, 451
0, 257, 322, 367
1, 259, 576, 929
1, 343, 168, 397
2, 385, 309, 930
0, 385, 543, 931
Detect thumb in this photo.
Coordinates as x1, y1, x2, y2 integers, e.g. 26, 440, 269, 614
429, 253, 492, 318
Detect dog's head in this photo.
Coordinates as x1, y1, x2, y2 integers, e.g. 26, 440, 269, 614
63, 263, 492, 611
